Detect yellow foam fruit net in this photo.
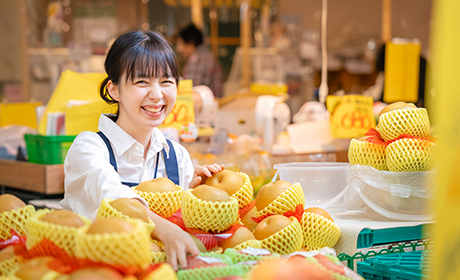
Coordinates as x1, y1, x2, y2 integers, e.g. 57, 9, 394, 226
386, 138, 436, 172
132, 186, 183, 219
377, 108, 430, 141
96, 198, 155, 234
150, 251, 167, 264
232, 172, 254, 209
233, 239, 262, 251
143, 263, 178, 280
26, 209, 91, 257
181, 190, 239, 233
75, 218, 151, 268
348, 139, 387, 171
255, 183, 305, 217
0, 256, 22, 277
259, 217, 303, 255
301, 212, 341, 251
0, 205, 35, 240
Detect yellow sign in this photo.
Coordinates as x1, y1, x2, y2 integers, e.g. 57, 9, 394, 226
0, 102, 42, 129
65, 100, 117, 135
384, 39, 421, 104
430, 0, 460, 279
327, 95, 375, 139
160, 79, 195, 131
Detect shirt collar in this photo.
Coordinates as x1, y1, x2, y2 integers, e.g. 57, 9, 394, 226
98, 114, 170, 158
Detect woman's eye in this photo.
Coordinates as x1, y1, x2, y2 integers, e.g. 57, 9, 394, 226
162, 80, 174, 85
135, 80, 147, 84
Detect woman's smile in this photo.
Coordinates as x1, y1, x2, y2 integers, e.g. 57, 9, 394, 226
141, 105, 165, 117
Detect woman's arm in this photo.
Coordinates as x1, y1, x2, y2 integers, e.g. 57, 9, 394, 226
146, 209, 199, 270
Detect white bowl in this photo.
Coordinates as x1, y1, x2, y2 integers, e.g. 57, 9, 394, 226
273, 162, 350, 209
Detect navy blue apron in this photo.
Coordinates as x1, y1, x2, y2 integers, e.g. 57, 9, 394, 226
96, 131, 180, 187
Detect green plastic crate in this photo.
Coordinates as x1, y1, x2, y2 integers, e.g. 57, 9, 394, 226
357, 250, 432, 280
24, 134, 76, 164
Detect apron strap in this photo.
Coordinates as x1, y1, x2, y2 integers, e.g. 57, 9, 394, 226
163, 139, 180, 185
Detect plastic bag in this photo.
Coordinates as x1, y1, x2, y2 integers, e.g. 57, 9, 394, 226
344, 165, 436, 221
0, 125, 36, 159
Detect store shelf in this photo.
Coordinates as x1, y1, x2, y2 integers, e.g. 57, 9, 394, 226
357, 224, 433, 249
357, 250, 432, 279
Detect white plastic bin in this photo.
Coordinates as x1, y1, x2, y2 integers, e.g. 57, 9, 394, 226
272, 162, 350, 209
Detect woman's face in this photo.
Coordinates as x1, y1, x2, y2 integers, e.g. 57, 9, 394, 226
108, 71, 177, 132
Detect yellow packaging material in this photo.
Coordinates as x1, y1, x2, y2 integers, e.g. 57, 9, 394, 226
386, 138, 436, 172
0, 205, 35, 240
259, 217, 303, 255
26, 209, 91, 257
301, 212, 341, 251
255, 183, 305, 217
233, 239, 262, 251
75, 219, 151, 268
150, 252, 167, 264
96, 198, 155, 234
181, 190, 239, 233
132, 186, 182, 219
0, 256, 22, 277
377, 108, 430, 141
348, 139, 387, 171
143, 263, 178, 280
232, 172, 254, 209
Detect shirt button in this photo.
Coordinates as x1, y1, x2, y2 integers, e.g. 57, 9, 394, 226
136, 146, 141, 151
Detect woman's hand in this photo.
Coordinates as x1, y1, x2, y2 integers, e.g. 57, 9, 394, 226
189, 164, 225, 189
147, 210, 199, 270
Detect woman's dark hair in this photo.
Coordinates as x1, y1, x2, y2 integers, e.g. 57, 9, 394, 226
99, 30, 180, 105
179, 23, 203, 47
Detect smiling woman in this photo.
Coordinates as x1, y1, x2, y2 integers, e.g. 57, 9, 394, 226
60, 30, 225, 270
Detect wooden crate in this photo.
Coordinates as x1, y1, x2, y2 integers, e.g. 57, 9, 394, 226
0, 159, 64, 194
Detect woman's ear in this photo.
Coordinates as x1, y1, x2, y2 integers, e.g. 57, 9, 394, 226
107, 80, 120, 102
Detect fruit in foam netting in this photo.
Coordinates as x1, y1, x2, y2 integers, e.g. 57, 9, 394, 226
40, 209, 85, 228
253, 215, 292, 240
205, 170, 244, 196
256, 180, 292, 211
185, 256, 226, 270
219, 227, 255, 251
87, 219, 134, 234
192, 185, 233, 202
69, 267, 124, 280
15, 256, 55, 280
109, 198, 149, 223
0, 194, 26, 213
136, 177, 179, 193
0, 246, 15, 262
150, 241, 163, 253
250, 258, 333, 280
304, 207, 334, 222
378, 102, 417, 117
241, 206, 258, 232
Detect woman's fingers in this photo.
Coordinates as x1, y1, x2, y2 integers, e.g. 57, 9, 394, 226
166, 249, 178, 271
177, 245, 189, 269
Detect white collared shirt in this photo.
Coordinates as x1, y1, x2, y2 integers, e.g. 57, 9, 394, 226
60, 114, 194, 218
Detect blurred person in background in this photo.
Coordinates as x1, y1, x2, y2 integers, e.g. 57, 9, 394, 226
175, 23, 223, 98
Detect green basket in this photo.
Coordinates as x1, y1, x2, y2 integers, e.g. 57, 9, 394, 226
24, 134, 76, 164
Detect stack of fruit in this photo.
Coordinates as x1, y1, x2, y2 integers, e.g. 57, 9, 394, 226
348, 102, 436, 172
0, 168, 349, 279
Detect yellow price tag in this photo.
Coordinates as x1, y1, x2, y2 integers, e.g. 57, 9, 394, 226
328, 95, 375, 139
160, 80, 195, 132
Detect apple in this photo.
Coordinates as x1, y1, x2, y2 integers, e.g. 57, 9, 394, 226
205, 170, 244, 196
109, 198, 149, 223
40, 210, 85, 228
241, 206, 258, 232
0, 246, 15, 262
304, 207, 334, 222
255, 180, 292, 211
69, 267, 124, 280
192, 185, 233, 203
136, 177, 178, 193
253, 215, 292, 240
15, 256, 55, 280
0, 194, 26, 213
379, 102, 417, 117
219, 227, 255, 251
87, 219, 134, 234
